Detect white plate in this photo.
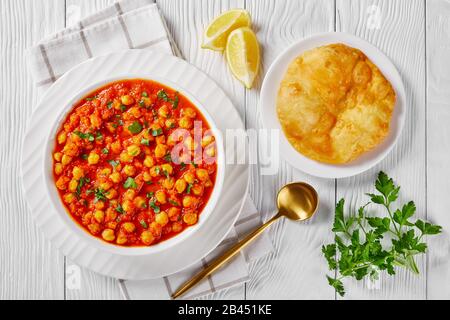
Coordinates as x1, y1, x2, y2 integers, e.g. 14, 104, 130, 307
260, 32, 406, 179
21, 50, 249, 280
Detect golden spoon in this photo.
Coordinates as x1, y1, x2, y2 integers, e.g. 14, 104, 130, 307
171, 182, 319, 299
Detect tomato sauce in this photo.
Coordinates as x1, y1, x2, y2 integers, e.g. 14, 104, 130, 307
52, 79, 217, 247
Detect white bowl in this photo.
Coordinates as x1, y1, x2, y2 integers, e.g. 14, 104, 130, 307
260, 32, 406, 179
43, 75, 225, 256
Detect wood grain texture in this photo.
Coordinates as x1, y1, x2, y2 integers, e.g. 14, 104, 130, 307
426, 0, 450, 300
0, 0, 65, 299
336, 0, 427, 299
63, 0, 123, 300
157, 0, 246, 300
244, 0, 337, 299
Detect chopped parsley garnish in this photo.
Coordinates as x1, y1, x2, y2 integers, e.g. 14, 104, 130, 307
128, 121, 143, 134
139, 99, 145, 107
180, 162, 186, 170
123, 177, 137, 189
81, 154, 89, 160
163, 153, 172, 162
157, 89, 179, 109
93, 188, 108, 203
115, 204, 125, 214
186, 183, 193, 194
172, 93, 179, 109
169, 199, 180, 206
75, 177, 90, 198
107, 101, 113, 109
155, 166, 161, 175
146, 192, 154, 198
96, 132, 103, 141
151, 128, 163, 136
142, 91, 148, 97
85, 95, 98, 101
120, 104, 127, 112
108, 160, 119, 168
149, 201, 160, 214
163, 170, 169, 178
140, 138, 150, 146
101, 148, 109, 155
73, 131, 95, 142
140, 220, 148, 228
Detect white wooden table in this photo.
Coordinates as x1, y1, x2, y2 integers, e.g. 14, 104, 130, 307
1, 0, 450, 300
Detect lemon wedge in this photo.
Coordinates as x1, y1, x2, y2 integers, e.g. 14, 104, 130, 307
225, 27, 260, 89
202, 9, 251, 51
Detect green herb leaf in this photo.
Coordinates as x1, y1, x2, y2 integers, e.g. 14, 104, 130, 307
102, 148, 109, 155
123, 177, 137, 189
146, 192, 154, 198
151, 128, 163, 137
186, 183, 193, 194
140, 220, 148, 228
75, 177, 90, 198
140, 138, 150, 146
128, 121, 143, 134
115, 204, 125, 214
120, 104, 127, 112
168, 199, 180, 206
107, 101, 113, 109
157, 89, 170, 102
108, 160, 119, 168
93, 188, 108, 202
142, 91, 148, 97
149, 201, 160, 214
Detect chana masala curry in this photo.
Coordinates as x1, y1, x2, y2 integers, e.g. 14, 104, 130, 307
52, 79, 218, 247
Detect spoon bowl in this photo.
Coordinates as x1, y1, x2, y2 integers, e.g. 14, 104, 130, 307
277, 182, 319, 221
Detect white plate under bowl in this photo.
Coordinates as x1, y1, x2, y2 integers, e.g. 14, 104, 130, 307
260, 32, 406, 179
43, 75, 225, 257
21, 50, 249, 280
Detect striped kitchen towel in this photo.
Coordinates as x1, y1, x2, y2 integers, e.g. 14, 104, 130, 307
26, 0, 273, 300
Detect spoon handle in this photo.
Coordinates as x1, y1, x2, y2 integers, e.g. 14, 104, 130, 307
171, 213, 282, 299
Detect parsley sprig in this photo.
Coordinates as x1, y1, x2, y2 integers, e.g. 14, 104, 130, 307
322, 172, 442, 297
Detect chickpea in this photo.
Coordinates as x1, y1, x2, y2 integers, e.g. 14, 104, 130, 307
61, 154, 72, 166
205, 145, 215, 157
196, 168, 209, 181
155, 190, 167, 204
119, 151, 133, 163
107, 221, 118, 230
56, 176, 69, 190
100, 167, 112, 176
102, 229, 115, 242
122, 222, 136, 233
179, 117, 193, 129
183, 213, 198, 225
123, 165, 136, 176
182, 195, 197, 208
158, 105, 170, 118
154, 144, 167, 158
183, 107, 197, 118
54, 163, 63, 175
94, 210, 105, 223
121, 95, 134, 106
162, 177, 175, 190
95, 201, 105, 210
143, 155, 154, 168
161, 163, 173, 175
90, 114, 101, 128
143, 171, 151, 182
122, 200, 134, 213
54, 152, 62, 162
183, 172, 195, 184
109, 172, 121, 183
105, 208, 117, 222
129, 107, 142, 118
82, 212, 93, 226
63, 193, 75, 204
88, 223, 101, 235
167, 207, 181, 222
87, 152, 100, 165
155, 135, 166, 145
98, 180, 112, 191
68, 179, 78, 192
165, 119, 176, 129
57, 132, 67, 144
201, 135, 214, 147
172, 222, 183, 233
140, 97, 152, 108
149, 221, 162, 237
155, 211, 169, 226
116, 234, 128, 245
127, 144, 141, 157
141, 230, 155, 245
111, 140, 121, 153
63, 142, 78, 157
150, 166, 161, 177
134, 196, 146, 208
123, 189, 136, 201
106, 189, 118, 200
191, 183, 204, 196
175, 179, 187, 193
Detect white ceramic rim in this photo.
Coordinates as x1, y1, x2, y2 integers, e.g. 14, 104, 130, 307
43, 75, 226, 256
21, 50, 249, 279
260, 32, 407, 179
